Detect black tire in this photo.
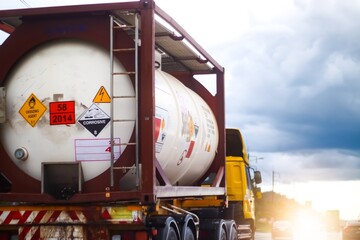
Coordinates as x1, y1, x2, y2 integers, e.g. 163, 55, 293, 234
219, 226, 227, 240
229, 226, 237, 240
156, 217, 180, 240
183, 226, 195, 240
249, 220, 255, 240
167, 226, 179, 240
249, 231, 254, 240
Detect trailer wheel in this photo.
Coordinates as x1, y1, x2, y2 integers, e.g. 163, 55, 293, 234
249, 230, 254, 240
167, 227, 179, 240
155, 217, 180, 240
219, 226, 227, 240
249, 220, 255, 240
181, 215, 196, 240
157, 225, 179, 240
229, 226, 237, 240
183, 226, 195, 240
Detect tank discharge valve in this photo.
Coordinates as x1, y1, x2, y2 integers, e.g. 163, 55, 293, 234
14, 147, 28, 161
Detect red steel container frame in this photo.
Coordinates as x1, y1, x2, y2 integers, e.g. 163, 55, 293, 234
0, 0, 225, 204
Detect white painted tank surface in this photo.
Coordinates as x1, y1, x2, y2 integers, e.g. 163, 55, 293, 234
154, 70, 218, 185
0, 39, 218, 185
0, 39, 135, 182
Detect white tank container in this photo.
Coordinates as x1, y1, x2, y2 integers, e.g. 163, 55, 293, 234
154, 70, 219, 185
0, 39, 218, 186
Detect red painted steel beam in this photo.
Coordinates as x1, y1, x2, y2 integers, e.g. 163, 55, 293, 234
0, 191, 144, 203
139, 0, 156, 203
0, 22, 14, 34
0, 2, 140, 19
215, 69, 226, 182
212, 166, 225, 187
155, 158, 171, 186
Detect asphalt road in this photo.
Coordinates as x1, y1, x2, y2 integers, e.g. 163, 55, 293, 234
255, 231, 342, 240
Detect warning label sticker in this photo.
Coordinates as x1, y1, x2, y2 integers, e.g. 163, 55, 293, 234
77, 103, 110, 137
93, 86, 111, 103
155, 106, 168, 154
19, 93, 47, 127
75, 138, 121, 161
49, 101, 75, 125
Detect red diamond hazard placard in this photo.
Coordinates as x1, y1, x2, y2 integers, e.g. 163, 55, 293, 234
77, 103, 110, 137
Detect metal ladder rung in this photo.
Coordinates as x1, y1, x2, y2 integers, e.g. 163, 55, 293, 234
113, 25, 135, 29
113, 48, 135, 52
113, 71, 136, 75
112, 95, 135, 99
113, 142, 137, 146
112, 166, 136, 172
113, 119, 135, 123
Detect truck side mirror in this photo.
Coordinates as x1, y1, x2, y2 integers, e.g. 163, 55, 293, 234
254, 170, 262, 184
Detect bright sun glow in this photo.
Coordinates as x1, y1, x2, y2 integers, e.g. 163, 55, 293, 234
286, 210, 341, 240
270, 181, 360, 220
293, 211, 325, 239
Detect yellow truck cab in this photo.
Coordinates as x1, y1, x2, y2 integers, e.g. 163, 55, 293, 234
225, 128, 262, 239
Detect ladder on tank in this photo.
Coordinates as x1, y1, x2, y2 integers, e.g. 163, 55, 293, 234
109, 14, 139, 188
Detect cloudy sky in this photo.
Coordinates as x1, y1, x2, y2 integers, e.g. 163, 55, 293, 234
1, 0, 360, 219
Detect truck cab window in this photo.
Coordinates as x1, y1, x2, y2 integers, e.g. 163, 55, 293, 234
246, 167, 253, 190
226, 129, 244, 157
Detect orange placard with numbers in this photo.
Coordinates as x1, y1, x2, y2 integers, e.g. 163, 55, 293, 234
49, 101, 75, 125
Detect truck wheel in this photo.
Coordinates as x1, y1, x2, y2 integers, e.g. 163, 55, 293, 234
229, 226, 237, 240
249, 231, 254, 240
219, 226, 227, 240
155, 217, 180, 240
183, 226, 195, 240
249, 220, 255, 240
167, 227, 179, 240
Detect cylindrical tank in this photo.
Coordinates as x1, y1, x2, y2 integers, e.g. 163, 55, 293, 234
0, 39, 218, 186
155, 70, 218, 185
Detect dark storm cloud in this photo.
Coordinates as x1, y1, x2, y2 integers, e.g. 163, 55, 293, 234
221, 1, 360, 154
210, 0, 360, 183
254, 149, 360, 182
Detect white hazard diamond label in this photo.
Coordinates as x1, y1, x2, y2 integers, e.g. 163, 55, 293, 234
77, 103, 110, 137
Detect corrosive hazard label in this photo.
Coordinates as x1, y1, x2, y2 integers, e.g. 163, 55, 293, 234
19, 93, 47, 127
77, 103, 110, 137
